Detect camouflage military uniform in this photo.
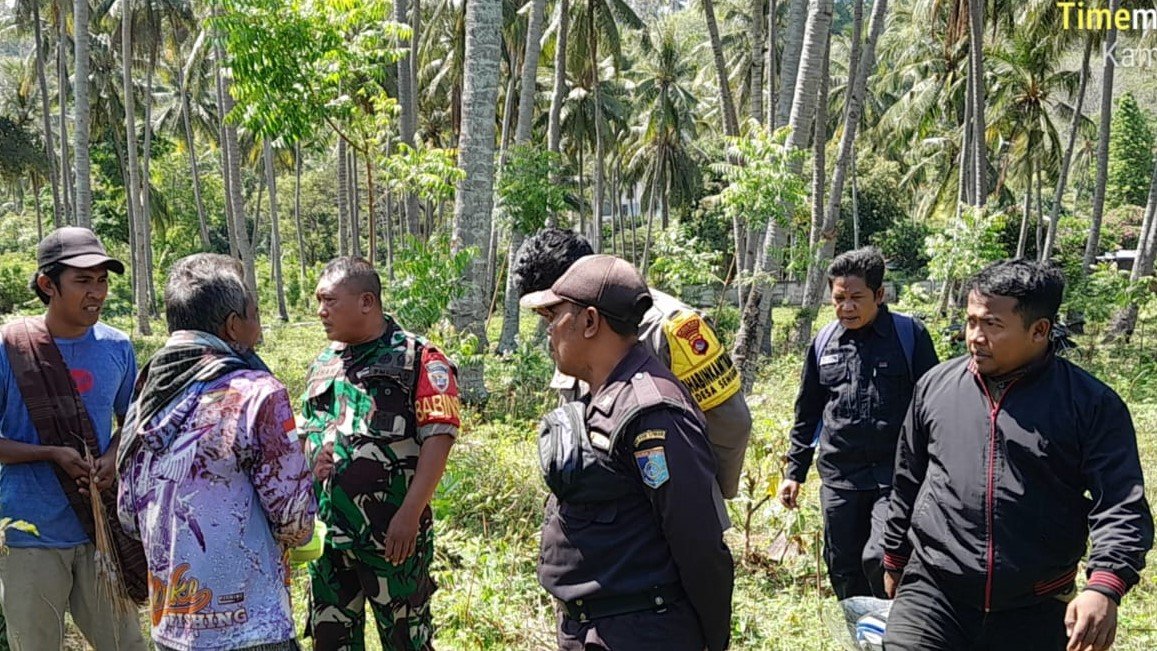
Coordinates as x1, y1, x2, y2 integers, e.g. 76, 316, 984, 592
301, 317, 460, 650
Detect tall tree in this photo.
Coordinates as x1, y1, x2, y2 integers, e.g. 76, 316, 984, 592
121, 0, 151, 334
703, 0, 739, 136
1042, 34, 1092, 261
22, 0, 64, 225
749, 0, 764, 123
449, 0, 501, 401
774, 0, 807, 128
797, 0, 887, 344
264, 140, 289, 321
73, 0, 93, 226
1081, 0, 1120, 273
1106, 153, 1157, 339
967, 0, 986, 206
497, 0, 550, 353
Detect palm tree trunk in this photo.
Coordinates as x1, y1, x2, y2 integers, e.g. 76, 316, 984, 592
216, 37, 256, 294
32, 175, 44, 241
1035, 165, 1043, 256
294, 142, 308, 300
967, 0, 986, 207
265, 141, 289, 321
122, 0, 151, 335
349, 149, 362, 257
57, 0, 73, 223
73, 0, 93, 227
33, 0, 63, 225
547, 0, 569, 157
178, 61, 211, 249
214, 39, 238, 258
1043, 34, 1091, 261
516, 0, 547, 144
499, 51, 519, 160
775, 0, 808, 129
749, 0, 764, 124
1107, 153, 1157, 339
1082, 0, 1119, 274
337, 137, 350, 255
784, 0, 832, 161
397, 0, 420, 236
767, 0, 777, 127
703, 0, 740, 136
450, 0, 501, 402
817, 0, 885, 252
364, 155, 378, 266
590, 9, 605, 252
844, 0, 863, 125
143, 41, 159, 313
794, 29, 831, 348
1017, 159, 1032, 259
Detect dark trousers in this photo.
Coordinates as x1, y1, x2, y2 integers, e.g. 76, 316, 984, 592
556, 597, 706, 651
884, 558, 1068, 651
819, 485, 888, 599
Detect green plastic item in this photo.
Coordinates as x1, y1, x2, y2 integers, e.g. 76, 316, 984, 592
290, 520, 326, 564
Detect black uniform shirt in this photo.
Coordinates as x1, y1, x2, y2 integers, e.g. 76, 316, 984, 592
537, 344, 734, 651
785, 305, 939, 489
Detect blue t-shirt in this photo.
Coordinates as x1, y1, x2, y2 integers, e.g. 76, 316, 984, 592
0, 322, 137, 548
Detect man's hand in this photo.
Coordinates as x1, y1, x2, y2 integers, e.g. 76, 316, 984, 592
312, 441, 335, 481
384, 506, 420, 565
1065, 590, 1117, 651
53, 447, 90, 486
884, 569, 902, 599
91, 449, 117, 493
777, 479, 801, 509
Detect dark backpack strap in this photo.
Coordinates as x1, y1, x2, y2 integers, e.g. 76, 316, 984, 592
891, 312, 918, 381
810, 321, 841, 447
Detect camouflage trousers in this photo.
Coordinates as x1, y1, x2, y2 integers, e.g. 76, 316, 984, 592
308, 536, 436, 651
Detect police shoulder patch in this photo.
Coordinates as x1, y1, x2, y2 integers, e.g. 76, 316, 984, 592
634, 447, 670, 489
633, 429, 666, 447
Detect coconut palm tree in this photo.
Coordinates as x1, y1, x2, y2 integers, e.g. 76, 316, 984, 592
702, 0, 740, 136
13, 0, 63, 224
450, 0, 501, 401
73, 0, 92, 226
1081, 0, 1121, 273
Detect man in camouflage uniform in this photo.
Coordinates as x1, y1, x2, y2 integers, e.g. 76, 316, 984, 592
302, 257, 459, 650
514, 228, 752, 499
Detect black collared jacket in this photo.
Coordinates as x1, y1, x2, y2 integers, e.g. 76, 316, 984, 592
538, 344, 734, 651
883, 351, 1154, 611
786, 305, 940, 489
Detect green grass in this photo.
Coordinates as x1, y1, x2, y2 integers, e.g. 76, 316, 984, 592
55, 306, 1157, 650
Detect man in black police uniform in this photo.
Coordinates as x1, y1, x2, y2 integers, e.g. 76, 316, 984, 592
521, 254, 733, 651
513, 227, 751, 500
778, 247, 939, 600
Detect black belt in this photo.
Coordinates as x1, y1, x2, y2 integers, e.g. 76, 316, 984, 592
561, 583, 686, 622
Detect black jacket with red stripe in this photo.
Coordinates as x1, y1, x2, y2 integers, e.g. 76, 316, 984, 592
882, 350, 1153, 611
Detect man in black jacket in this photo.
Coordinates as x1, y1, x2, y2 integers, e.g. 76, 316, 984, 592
779, 247, 938, 599
882, 260, 1153, 651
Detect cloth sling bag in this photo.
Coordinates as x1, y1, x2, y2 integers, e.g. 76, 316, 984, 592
2, 316, 149, 603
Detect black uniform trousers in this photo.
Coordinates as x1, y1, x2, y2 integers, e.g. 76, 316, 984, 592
820, 484, 889, 600
556, 598, 706, 651
884, 556, 1068, 651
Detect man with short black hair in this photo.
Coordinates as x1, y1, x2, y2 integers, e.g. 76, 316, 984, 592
514, 228, 752, 500
882, 259, 1153, 651
118, 253, 315, 651
523, 254, 733, 651
303, 256, 458, 650
0, 227, 147, 650
779, 246, 938, 600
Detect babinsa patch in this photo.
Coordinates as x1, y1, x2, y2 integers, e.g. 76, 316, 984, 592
634, 447, 670, 489
427, 361, 451, 393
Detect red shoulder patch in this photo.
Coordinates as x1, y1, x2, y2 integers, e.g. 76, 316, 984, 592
415, 347, 461, 429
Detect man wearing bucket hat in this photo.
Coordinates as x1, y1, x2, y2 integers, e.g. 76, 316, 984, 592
524, 254, 734, 651
117, 253, 315, 651
0, 227, 148, 650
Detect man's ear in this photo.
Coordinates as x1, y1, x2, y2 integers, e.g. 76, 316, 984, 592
37, 274, 57, 299
1031, 317, 1051, 343
582, 306, 600, 339
359, 292, 374, 314
874, 286, 886, 305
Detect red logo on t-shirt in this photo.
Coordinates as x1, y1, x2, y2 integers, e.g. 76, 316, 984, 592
70, 369, 94, 394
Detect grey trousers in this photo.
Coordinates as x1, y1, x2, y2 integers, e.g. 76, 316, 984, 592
0, 544, 147, 650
